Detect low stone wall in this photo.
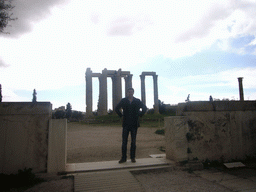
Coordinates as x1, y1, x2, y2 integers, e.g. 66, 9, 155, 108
47, 119, 67, 173
165, 101, 256, 162
0, 102, 52, 174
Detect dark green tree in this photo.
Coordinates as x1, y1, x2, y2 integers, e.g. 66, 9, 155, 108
53, 110, 65, 119
65, 103, 72, 119
158, 100, 166, 114
0, 0, 16, 33
72, 110, 83, 121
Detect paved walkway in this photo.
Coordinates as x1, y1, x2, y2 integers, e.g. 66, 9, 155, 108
74, 170, 144, 192
194, 168, 256, 192
66, 156, 256, 192
66, 154, 172, 173
67, 155, 174, 192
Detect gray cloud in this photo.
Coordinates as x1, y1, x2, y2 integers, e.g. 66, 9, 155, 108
175, 3, 232, 43
107, 16, 135, 36
91, 12, 100, 24
0, 58, 9, 67
175, 1, 256, 43
1, 0, 70, 38
107, 15, 153, 36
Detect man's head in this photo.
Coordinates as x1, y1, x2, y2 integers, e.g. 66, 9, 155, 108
127, 88, 134, 98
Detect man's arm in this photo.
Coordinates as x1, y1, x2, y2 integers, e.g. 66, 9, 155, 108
139, 101, 147, 117
115, 99, 123, 118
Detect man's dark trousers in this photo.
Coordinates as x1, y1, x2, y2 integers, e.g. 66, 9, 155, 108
121, 125, 137, 160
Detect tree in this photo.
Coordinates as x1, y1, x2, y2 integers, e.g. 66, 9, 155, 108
53, 110, 65, 119
0, 0, 16, 33
72, 110, 84, 121
65, 103, 72, 119
158, 100, 166, 114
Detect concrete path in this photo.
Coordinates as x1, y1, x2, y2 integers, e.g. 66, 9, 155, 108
66, 157, 256, 192
67, 155, 174, 192
66, 155, 173, 173
74, 170, 144, 192
194, 168, 256, 192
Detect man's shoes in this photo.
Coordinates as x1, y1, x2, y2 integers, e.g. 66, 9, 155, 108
131, 158, 136, 163
119, 159, 126, 164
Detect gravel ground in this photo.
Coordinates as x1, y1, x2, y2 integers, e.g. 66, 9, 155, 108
24, 177, 73, 192
21, 123, 165, 192
67, 123, 166, 163
133, 169, 233, 192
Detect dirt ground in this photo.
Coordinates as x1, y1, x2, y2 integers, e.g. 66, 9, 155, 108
67, 123, 166, 163
21, 123, 165, 192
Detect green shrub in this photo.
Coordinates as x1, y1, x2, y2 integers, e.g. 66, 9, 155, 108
0, 168, 45, 191
155, 129, 165, 135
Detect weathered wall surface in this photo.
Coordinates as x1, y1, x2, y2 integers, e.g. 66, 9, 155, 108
0, 102, 52, 174
47, 119, 67, 173
165, 101, 256, 162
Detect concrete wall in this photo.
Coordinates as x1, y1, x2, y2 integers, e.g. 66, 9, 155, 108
0, 102, 52, 174
47, 119, 67, 173
165, 101, 256, 162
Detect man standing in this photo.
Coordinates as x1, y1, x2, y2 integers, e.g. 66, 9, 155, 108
115, 88, 147, 163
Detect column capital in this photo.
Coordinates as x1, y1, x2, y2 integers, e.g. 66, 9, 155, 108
153, 74, 158, 80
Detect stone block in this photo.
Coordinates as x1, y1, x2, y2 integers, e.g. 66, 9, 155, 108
165, 116, 188, 162
47, 119, 67, 173
0, 102, 52, 174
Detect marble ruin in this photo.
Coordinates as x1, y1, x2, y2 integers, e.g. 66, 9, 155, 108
140, 72, 159, 114
85, 68, 159, 116
238, 77, 244, 101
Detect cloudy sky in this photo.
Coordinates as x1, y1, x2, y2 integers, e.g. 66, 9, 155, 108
1, 0, 256, 112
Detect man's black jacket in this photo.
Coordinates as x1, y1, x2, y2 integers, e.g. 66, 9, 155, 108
115, 97, 147, 128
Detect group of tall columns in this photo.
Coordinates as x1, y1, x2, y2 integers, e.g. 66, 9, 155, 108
85, 68, 159, 116
140, 72, 159, 114
86, 68, 133, 116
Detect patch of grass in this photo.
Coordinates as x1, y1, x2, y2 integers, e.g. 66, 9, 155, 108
80, 113, 174, 127
155, 129, 165, 135
202, 159, 223, 169
158, 146, 166, 152
1, 168, 45, 191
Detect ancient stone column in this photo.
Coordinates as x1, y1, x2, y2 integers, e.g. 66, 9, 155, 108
0, 84, 2, 102
153, 75, 159, 114
140, 75, 146, 105
124, 74, 133, 96
98, 69, 108, 116
112, 70, 122, 110
116, 69, 122, 103
238, 77, 244, 101
112, 76, 116, 111
85, 68, 93, 116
